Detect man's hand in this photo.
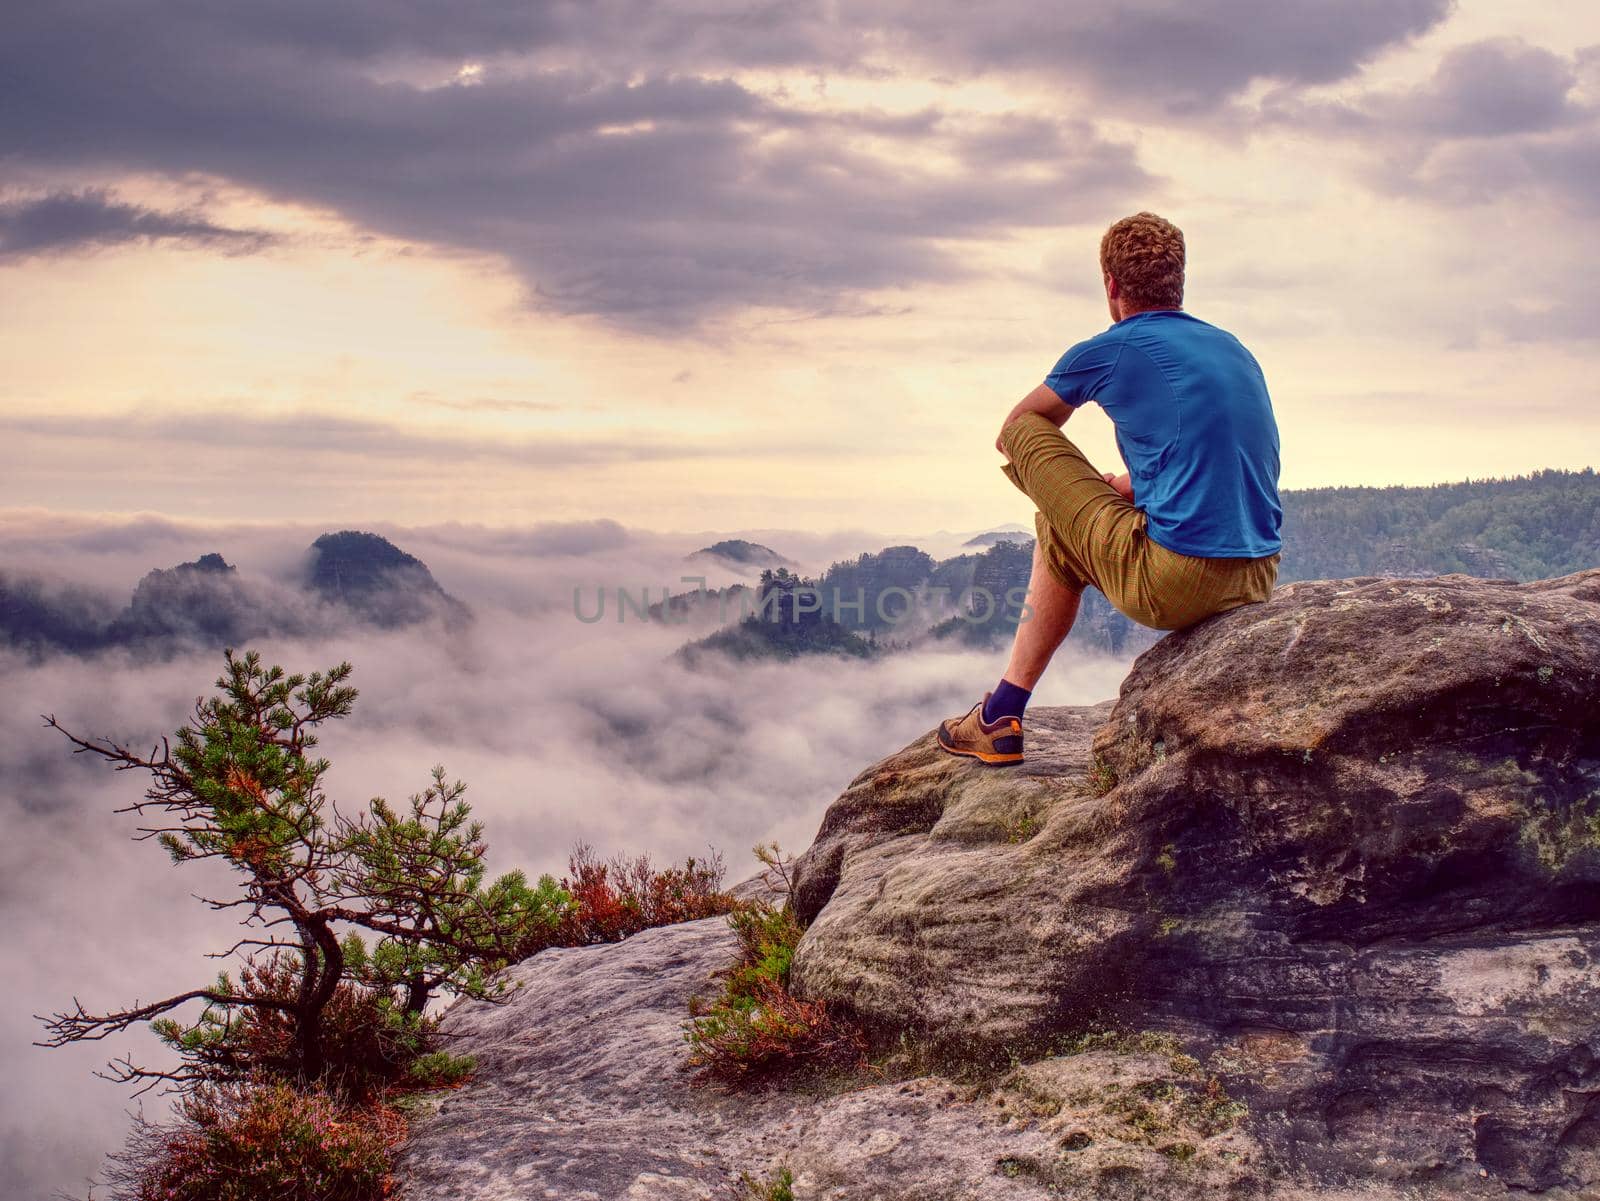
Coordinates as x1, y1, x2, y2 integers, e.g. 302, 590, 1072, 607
1103, 471, 1134, 502
997, 383, 1073, 459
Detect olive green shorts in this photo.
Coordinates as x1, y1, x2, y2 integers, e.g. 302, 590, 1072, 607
999, 412, 1279, 632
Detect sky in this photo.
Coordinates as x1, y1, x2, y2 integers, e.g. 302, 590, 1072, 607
2, 0, 1597, 534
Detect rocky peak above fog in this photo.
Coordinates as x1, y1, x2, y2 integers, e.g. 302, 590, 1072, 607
688, 539, 792, 571
2, 532, 468, 658
305, 530, 470, 630
108, 550, 253, 643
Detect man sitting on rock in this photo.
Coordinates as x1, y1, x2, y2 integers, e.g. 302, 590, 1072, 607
938, 212, 1283, 765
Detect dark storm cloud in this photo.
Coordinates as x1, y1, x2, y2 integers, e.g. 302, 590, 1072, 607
1248, 36, 1600, 343
861, 0, 1452, 114
14, 1, 1449, 95
0, 7, 1144, 330
1260, 38, 1598, 211
1397, 38, 1583, 137
1519, 127, 1600, 211
1261, 37, 1589, 138
0, 1, 1452, 330
0, 189, 275, 259
1379, 128, 1600, 215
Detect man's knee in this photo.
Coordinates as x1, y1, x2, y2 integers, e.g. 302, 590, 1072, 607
1001, 412, 1090, 478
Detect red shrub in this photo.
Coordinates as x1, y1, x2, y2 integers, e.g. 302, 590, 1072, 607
104, 1080, 404, 1201
685, 896, 870, 1085
553, 843, 734, 946
686, 974, 869, 1084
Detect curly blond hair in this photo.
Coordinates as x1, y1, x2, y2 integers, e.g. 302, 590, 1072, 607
1099, 212, 1185, 311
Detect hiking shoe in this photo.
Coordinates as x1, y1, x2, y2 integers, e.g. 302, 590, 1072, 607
937, 695, 1024, 765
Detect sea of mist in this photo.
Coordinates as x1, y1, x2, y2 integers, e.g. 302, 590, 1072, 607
0, 511, 1132, 1198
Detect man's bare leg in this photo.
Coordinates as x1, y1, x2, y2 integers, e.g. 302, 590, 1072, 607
936, 538, 1079, 763
1001, 537, 1082, 691
937, 410, 1091, 761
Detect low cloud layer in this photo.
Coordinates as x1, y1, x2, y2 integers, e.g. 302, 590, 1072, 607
0, 513, 1130, 1197
1, 408, 892, 470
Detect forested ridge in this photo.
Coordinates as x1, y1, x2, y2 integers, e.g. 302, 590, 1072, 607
680, 468, 1600, 661
1278, 467, 1598, 583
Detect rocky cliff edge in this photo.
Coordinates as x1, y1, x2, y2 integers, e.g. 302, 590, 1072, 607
401, 570, 1600, 1199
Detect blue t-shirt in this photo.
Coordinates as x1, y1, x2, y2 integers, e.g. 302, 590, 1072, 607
1043, 310, 1282, 558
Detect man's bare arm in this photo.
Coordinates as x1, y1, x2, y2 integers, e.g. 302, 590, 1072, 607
996, 383, 1073, 456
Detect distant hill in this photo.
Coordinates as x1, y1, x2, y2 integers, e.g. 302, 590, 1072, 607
679, 540, 1140, 662
1278, 469, 1598, 584
677, 469, 1600, 663
646, 582, 751, 626
962, 527, 1032, 548
5, 470, 1594, 664
1, 531, 468, 659
680, 568, 878, 663
817, 546, 937, 631
686, 539, 792, 571
307, 531, 469, 629
0, 573, 113, 656
105, 552, 272, 646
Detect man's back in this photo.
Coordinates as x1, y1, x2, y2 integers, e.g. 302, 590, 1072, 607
1043, 309, 1282, 559
936, 212, 1281, 768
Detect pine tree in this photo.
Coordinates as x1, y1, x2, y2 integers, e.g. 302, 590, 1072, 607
35, 649, 561, 1094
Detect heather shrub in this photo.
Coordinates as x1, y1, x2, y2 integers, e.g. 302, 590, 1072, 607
101, 1080, 403, 1201
404, 1049, 477, 1088
515, 842, 735, 955
685, 844, 868, 1083
741, 1164, 797, 1200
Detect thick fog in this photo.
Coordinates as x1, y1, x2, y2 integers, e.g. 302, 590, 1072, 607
0, 514, 1128, 1198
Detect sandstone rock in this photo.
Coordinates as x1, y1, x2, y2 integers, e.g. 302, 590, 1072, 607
401, 570, 1598, 1199
107, 552, 257, 644
789, 570, 1600, 1195
397, 919, 1298, 1200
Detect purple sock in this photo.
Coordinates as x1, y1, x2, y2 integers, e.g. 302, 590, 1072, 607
983, 679, 1032, 724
